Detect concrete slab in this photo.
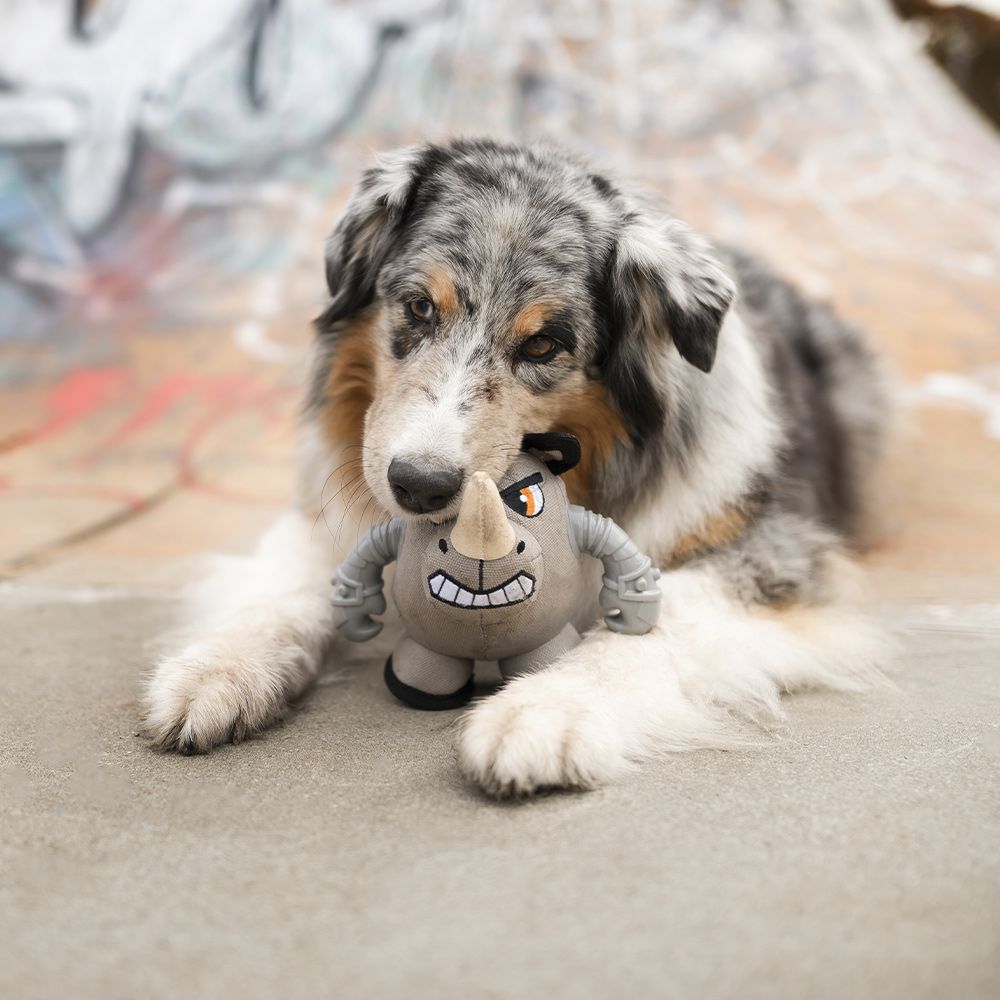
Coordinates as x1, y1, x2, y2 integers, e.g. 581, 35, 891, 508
1, 595, 997, 1000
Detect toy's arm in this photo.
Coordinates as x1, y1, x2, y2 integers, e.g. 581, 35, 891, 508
569, 506, 662, 635
329, 518, 405, 642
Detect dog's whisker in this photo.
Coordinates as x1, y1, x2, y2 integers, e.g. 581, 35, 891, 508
323, 471, 366, 507
314, 453, 364, 508
313, 472, 367, 540
356, 494, 378, 545
319, 473, 368, 543
327, 494, 364, 548
333, 476, 375, 552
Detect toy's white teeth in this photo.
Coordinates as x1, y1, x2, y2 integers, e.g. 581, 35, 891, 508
428, 572, 534, 608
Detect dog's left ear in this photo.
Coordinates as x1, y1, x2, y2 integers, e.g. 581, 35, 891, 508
611, 214, 736, 373
320, 145, 435, 329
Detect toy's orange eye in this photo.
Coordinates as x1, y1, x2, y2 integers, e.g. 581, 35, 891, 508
501, 473, 545, 518
518, 483, 544, 516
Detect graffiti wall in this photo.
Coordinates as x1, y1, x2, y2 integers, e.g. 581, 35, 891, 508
1, 0, 999, 593
0, 0, 453, 346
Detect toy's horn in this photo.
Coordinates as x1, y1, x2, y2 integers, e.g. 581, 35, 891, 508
451, 472, 516, 561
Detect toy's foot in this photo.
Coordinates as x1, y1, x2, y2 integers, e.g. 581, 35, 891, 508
384, 657, 474, 711
386, 635, 474, 710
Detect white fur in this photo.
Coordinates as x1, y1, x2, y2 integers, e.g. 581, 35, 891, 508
369, 147, 423, 210
143, 423, 392, 751
361, 329, 529, 520
368, 335, 485, 499
628, 308, 782, 555
457, 562, 893, 796
143, 510, 339, 752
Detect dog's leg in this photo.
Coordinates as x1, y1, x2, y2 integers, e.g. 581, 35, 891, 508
143, 509, 342, 753
457, 562, 892, 796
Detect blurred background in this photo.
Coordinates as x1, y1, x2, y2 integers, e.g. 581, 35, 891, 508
1, 0, 998, 609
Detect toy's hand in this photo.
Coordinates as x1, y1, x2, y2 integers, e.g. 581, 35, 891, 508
599, 566, 662, 635
330, 575, 386, 642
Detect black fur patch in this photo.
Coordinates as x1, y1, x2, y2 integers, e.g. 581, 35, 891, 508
536, 312, 578, 354
588, 247, 667, 446
656, 273, 727, 373
588, 172, 616, 199
391, 318, 430, 359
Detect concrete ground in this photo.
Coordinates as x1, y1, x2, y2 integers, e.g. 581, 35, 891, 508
1, 594, 997, 1000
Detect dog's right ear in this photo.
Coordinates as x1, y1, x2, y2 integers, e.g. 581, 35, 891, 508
319, 145, 435, 330
610, 214, 736, 374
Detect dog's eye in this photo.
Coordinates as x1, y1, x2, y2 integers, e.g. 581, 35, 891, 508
519, 335, 559, 362
407, 299, 435, 323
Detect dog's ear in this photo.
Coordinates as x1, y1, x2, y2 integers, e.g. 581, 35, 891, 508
610, 214, 736, 373
320, 145, 437, 329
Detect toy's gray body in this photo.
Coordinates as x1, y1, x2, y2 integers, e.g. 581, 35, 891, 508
331, 452, 661, 708
395, 469, 582, 663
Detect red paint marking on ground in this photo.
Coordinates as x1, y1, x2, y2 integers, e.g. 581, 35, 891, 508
0, 481, 145, 510
189, 480, 288, 506
5, 366, 295, 505
165, 380, 299, 505
81, 373, 268, 467
0, 368, 129, 454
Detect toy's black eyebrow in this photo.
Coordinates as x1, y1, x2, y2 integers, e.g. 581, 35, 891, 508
500, 472, 543, 498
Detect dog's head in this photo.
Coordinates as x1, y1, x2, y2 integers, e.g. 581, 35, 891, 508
314, 139, 735, 520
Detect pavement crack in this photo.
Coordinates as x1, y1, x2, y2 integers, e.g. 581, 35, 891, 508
3, 483, 179, 575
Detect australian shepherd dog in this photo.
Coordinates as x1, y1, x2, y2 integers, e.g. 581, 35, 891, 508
144, 138, 891, 796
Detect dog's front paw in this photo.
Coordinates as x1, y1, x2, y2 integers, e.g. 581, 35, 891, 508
456, 672, 631, 797
143, 642, 290, 754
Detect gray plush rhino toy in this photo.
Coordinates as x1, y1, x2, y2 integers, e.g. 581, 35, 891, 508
330, 434, 662, 710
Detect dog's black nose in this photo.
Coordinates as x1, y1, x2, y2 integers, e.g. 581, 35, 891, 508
387, 459, 464, 514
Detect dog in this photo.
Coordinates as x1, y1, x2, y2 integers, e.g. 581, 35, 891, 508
143, 138, 892, 795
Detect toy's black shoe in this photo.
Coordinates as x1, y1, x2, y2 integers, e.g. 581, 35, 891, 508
384, 657, 475, 711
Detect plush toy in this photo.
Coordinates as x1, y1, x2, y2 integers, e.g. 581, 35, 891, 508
330, 434, 662, 710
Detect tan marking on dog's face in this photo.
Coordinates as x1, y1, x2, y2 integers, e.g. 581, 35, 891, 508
320, 307, 378, 450
312, 308, 378, 520
547, 381, 628, 504
426, 266, 459, 318
511, 300, 557, 341
668, 506, 748, 565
